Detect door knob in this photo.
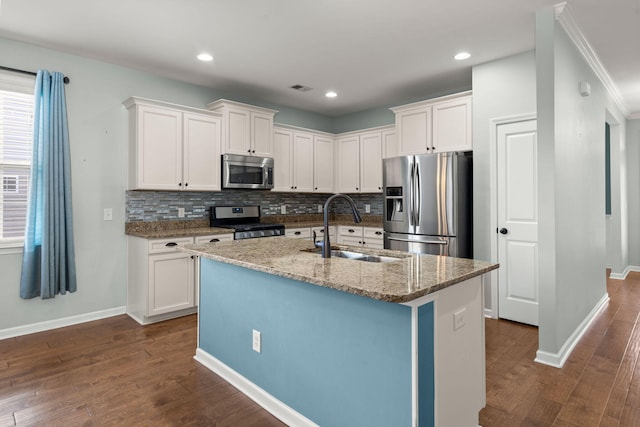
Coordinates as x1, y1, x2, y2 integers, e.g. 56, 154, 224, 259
499, 228, 508, 235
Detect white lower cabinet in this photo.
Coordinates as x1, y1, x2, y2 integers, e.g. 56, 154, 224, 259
337, 226, 384, 249
127, 233, 233, 325
285, 227, 312, 239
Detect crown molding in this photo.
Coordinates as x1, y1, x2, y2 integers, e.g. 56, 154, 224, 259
554, 2, 631, 118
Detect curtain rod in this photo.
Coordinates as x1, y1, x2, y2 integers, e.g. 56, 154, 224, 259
0, 65, 70, 84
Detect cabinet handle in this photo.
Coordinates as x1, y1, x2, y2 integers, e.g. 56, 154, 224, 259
431, 146, 435, 151
291, 186, 294, 189
209, 238, 220, 243
165, 242, 178, 247
315, 187, 318, 190
426, 147, 430, 151
294, 231, 301, 235
348, 229, 355, 233
252, 150, 256, 153
190, 255, 194, 259
375, 231, 382, 235
378, 186, 381, 190
359, 241, 363, 244
294, 186, 297, 189
247, 149, 251, 153
318, 230, 324, 234
355, 187, 359, 191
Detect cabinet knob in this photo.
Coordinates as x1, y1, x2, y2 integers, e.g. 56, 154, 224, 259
355, 187, 359, 191
315, 187, 318, 190
247, 149, 251, 153
426, 147, 430, 151
291, 186, 294, 189
378, 186, 381, 190
184, 182, 188, 187
294, 186, 297, 189
252, 150, 256, 154
178, 182, 182, 187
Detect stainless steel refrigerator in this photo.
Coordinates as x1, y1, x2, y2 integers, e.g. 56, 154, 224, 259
383, 152, 472, 258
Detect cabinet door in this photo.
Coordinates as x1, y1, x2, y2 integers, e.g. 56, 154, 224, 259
148, 253, 195, 316
135, 106, 182, 190
183, 113, 221, 191
273, 128, 294, 191
432, 96, 472, 152
360, 132, 383, 193
382, 129, 397, 159
337, 136, 360, 192
363, 227, 384, 249
251, 111, 274, 157
314, 136, 334, 192
293, 132, 314, 192
397, 106, 432, 155
225, 107, 251, 155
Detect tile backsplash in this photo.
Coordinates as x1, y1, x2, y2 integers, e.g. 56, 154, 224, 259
126, 190, 383, 222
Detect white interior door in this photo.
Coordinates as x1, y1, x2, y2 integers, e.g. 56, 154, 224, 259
497, 119, 539, 326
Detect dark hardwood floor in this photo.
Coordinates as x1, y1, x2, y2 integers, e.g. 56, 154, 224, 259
1, 271, 639, 426
481, 272, 640, 426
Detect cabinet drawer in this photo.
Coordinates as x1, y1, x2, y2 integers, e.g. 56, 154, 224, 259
363, 227, 384, 240
311, 226, 336, 238
339, 235, 363, 246
286, 228, 311, 239
148, 237, 194, 254
338, 226, 362, 237
194, 234, 234, 244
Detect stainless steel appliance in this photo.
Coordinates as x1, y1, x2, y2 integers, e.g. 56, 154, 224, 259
210, 205, 284, 239
383, 152, 472, 258
222, 154, 274, 189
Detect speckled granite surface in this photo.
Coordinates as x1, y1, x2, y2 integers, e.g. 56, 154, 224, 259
179, 237, 498, 304
125, 215, 383, 238
125, 219, 233, 238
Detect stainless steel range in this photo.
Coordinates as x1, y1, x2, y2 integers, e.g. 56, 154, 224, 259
210, 205, 285, 240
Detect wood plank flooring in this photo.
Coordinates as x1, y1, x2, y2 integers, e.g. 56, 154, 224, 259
481, 271, 640, 426
1, 271, 640, 426
0, 314, 284, 426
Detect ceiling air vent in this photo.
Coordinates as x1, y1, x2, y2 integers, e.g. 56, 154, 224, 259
290, 84, 313, 92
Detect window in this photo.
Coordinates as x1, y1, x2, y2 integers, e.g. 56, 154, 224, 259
0, 72, 34, 246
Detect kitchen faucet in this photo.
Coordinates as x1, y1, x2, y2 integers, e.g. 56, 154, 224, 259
314, 193, 363, 258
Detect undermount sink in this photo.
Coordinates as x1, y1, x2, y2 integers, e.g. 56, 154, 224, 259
302, 247, 406, 263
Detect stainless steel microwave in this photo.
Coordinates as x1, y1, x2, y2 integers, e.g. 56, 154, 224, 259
222, 154, 274, 189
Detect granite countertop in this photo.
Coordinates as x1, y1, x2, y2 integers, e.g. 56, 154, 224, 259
179, 237, 498, 304
125, 215, 383, 239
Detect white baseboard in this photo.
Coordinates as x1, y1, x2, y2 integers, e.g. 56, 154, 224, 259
194, 348, 319, 427
609, 266, 640, 281
535, 293, 609, 368
0, 306, 126, 340
484, 308, 496, 319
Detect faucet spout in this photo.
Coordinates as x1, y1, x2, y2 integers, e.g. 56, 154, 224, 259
322, 193, 362, 258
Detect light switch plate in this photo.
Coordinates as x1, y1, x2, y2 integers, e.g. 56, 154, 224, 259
453, 308, 466, 331
103, 208, 113, 221
252, 329, 262, 353
281, 205, 287, 214
178, 208, 185, 218
365, 204, 371, 213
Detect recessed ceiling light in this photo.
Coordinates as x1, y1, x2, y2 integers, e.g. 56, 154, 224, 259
325, 91, 337, 98
454, 52, 471, 61
197, 53, 214, 62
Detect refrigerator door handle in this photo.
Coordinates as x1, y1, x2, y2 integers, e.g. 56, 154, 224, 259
409, 161, 415, 226
415, 160, 421, 225
387, 236, 448, 245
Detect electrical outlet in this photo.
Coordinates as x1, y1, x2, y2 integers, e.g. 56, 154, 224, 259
365, 204, 371, 213
317, 204, 323, 213
103, 208, 113, 221
281, 205, 287, 214
178, 208, 185, 218
252, 329, 262, 353
453, 308, 466, 331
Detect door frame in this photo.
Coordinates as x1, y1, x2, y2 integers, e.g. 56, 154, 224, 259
487, 113, 537, 319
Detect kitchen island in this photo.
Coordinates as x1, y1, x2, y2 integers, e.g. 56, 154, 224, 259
180, 237, 498, 427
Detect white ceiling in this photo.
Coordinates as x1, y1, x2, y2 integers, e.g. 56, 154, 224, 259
0, 0, 638, 118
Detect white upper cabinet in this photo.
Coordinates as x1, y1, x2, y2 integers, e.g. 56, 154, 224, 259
391, 92, 472, 155
336, 128, 386, 194
359, 132, 383, 192
124, 97, 222, 191
273, 128, 294, 191
293, 131, 314, 192
382, 129, 397, 159
207, 99, 277, 157
313, 135, 334, 193
337, 136, 361, 192
273, 126, 329, 193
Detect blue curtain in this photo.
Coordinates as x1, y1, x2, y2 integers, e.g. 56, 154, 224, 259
20, 70, 76, 299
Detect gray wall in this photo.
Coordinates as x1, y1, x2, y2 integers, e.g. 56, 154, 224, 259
626, 119, 640, 266
471, 51, 537, 312
536, 8, 610, 355
0, 36, 344, 332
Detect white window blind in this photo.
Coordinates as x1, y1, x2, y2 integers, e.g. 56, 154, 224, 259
0, 76, 34, 245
